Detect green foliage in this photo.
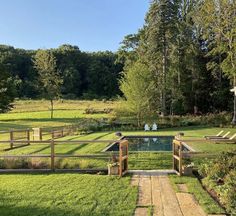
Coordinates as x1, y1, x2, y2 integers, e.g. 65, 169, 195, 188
199, 150, 236, 214
0, 64, 16, 113
196, 0, 236, 82
33, 50, 63, 100
120, 61, 155, 126
219, 170, 236, 214
33, 50, 63, 118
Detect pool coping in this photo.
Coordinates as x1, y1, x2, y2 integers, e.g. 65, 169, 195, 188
102, 135, 195, 152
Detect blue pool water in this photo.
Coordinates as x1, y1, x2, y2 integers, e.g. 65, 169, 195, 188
106, 136, 175, 152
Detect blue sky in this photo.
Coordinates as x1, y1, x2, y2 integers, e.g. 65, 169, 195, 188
0, 0, 149, 52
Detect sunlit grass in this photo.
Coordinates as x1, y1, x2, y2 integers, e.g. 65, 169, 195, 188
0, 174, 137, 216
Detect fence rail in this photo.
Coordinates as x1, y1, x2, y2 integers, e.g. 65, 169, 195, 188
0, 139, 127, 175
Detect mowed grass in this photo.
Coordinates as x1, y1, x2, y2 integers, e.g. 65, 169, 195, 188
0, 174, 137, 216
0, 100, 236, 170
169, 175, 225, 214
1, 128, 236, 170
0, 99, 117, 130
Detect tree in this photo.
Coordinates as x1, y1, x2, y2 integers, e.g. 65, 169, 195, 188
86, 51, 123, 98
120, 61, 155, 126
33, 50, 63, 119
196, 0, 236, 121
0, 64, 16, 113
142, 0, 179, 115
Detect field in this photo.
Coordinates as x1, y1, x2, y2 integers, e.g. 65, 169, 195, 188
0, 100, 235, 215
0, 100, 118, 130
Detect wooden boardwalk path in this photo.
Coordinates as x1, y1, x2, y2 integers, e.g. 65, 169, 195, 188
130, 171, 225, 216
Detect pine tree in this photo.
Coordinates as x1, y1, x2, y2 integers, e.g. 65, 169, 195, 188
142, 0, 179, 115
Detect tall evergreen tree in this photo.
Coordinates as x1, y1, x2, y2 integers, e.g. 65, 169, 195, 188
142, 0, 179, 115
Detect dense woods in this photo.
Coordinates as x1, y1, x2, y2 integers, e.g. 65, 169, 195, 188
119, 0, 235, 119
0, 44, 123, 102
0, 0, 235, 117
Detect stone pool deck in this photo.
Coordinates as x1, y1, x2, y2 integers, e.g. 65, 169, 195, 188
130, 170, 225, 216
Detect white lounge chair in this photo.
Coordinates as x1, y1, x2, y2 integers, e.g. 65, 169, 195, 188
204, 130, 224, 139
208, 131, 230, 140
144, 124, 150, 131
205, 131, 230, 140
213, 133, 236, 143
152, 123, 158, 131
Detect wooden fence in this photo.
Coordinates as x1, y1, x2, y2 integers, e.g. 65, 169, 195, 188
0, 139, 128, 176
0, 125, 78, 149
173, 139, 183, 175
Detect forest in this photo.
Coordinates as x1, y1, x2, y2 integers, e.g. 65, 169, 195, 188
0, 0, 235, 118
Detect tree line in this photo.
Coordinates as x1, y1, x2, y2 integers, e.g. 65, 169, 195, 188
119, 0, 235, 124
0, 44, 123, 112
0, 0, 235, 120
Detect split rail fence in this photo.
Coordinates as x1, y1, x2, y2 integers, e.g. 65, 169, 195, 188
0, 138, 129, 176
173, 139, 220, 175
0, 125, 79, 150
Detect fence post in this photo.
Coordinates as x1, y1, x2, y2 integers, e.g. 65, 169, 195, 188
10, 130, 13, 149
27, 129, 30, 145
51, 131, 54, 140
179, 143, 183, 176
51, 139, 55, 171
172, 141, 175, 170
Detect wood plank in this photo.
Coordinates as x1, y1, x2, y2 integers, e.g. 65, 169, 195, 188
176, 193, 207, 216
151, 176, 164, 216
134, 207, 148, 216
137, 175, 152, 206
159, 176, 183, 216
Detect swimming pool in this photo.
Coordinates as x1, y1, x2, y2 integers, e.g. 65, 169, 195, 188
104, 135, 176, 152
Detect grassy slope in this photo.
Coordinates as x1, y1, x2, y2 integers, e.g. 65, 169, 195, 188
0, 174, 137, 216
169, 175, 225, 214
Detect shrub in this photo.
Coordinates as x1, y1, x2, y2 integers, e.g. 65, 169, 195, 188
29, 158, 49, 169
4, 158, 29, 169
199, 150, 236, 215
218, 170, 236, 214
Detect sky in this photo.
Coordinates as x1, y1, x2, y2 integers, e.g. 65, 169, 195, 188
0, 0, 150, 52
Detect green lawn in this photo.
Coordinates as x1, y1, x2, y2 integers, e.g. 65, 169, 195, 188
0, 174, 137, 216
0, 100, 234, 215
0, 99, 117, 131
1, 128, 236, 170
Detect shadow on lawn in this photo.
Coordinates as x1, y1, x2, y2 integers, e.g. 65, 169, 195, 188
0, 203, 106, 216
0, 122, 32, 131
0, 117, 80, 123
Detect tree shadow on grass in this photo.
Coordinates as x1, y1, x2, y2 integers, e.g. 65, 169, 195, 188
0, 122, 32, 131
0, 201, 108, 216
